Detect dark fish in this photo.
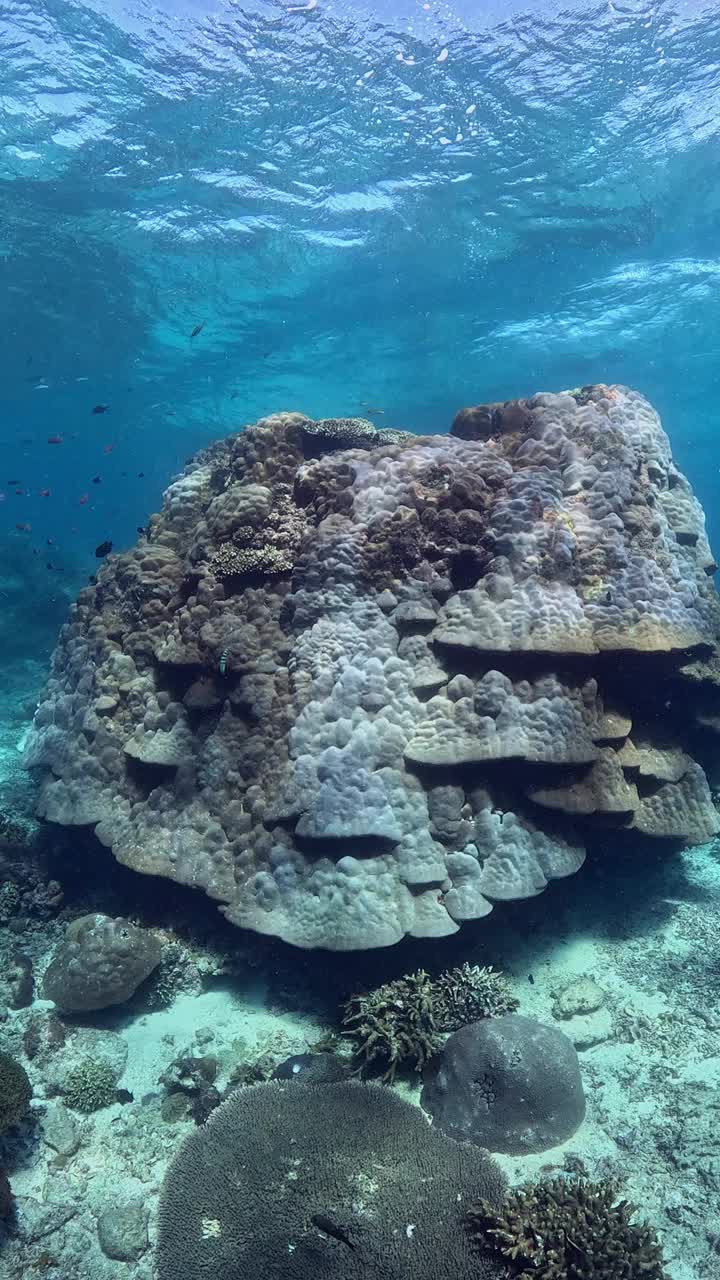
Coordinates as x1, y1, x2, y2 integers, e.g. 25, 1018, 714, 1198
15, 522, 32, 533
310, 1214, 356, 1250
92, 404, 110, 414
92, 475, 101, 484
7, 479, 19, 484
47, 434, 63, 444
88, 574, 97, 584
46, 538, 55, 546
137, 526, 147, 536
190, 321, 205, 339
528, 973, 535, 985
38, 488, 51, 497
137, 471, 144, 478
95, 540, 113, 558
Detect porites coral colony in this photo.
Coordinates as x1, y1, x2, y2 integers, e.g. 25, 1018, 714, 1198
22, 387, 720, 950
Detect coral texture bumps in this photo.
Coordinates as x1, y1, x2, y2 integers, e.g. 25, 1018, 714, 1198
24, 387, 720, 948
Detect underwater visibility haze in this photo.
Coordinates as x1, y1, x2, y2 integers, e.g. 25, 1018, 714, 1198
3, 1, 720, 1278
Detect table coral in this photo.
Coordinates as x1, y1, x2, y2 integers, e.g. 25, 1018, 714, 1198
23, 387, 720, 949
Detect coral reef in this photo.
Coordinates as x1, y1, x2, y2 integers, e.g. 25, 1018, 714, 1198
43, 913, 162, 1012
466, 1176, 668, 1278
343, 970, 439, 1080
434, 962, 519, 1029
420, 1013, 585, 1154
342, 963, 517, 1080
61, 1057, 120, 1113
23, 388, 720, 949
159, 1053, 221, 1124
144, 939, 205, 1009
156, 1079, 507, 1279
0, 1052, 31, 1133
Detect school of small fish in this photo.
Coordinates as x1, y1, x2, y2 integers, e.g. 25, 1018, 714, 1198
7, 345, 393, 577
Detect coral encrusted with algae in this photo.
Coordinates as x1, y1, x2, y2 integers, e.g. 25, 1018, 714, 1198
24, 388, 720, 950
466, 1176, 668, 1279
342, 963, 518, 1081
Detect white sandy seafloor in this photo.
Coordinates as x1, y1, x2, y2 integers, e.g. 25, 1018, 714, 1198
2, 700, 720, 1279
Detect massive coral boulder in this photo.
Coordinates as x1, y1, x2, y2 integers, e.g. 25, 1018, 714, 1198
23, 388, 720, 948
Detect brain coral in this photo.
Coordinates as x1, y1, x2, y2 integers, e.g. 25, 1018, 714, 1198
24, 388, 720, 948
156, 1079, 507, 1280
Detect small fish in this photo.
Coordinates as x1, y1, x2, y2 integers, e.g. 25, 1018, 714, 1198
528, 973, 535, 985
47, 434, 63, 444
0, 494, 5, 503
38, 488, 51, 497
88, 574, 97, 584
7, 479, 19, 485
136, 525, 148, 537
219, 647, 229, 676
103, 444, 114, 455
230, 390, 240, 400
190, 321, 205, 339
92, 404, 110, 414
95, 540, 113, 558
360, 404, 385, 416
15, 522, 32, 532
310, 1214, 355, 1250
15, 488, 24, 495
46, 538, 55, 545
137, 471, 144, 478
92, 475, 101, 484
79, 494, 90, 505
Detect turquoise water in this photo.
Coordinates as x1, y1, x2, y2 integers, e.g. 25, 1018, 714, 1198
3, 0, 720, 612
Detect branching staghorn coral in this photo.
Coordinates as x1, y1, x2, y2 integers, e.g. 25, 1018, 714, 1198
466, 1177, 668, 1280
342, 962, 518, 1081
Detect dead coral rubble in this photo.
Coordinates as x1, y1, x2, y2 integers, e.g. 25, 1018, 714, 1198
23, 387, 720, 949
